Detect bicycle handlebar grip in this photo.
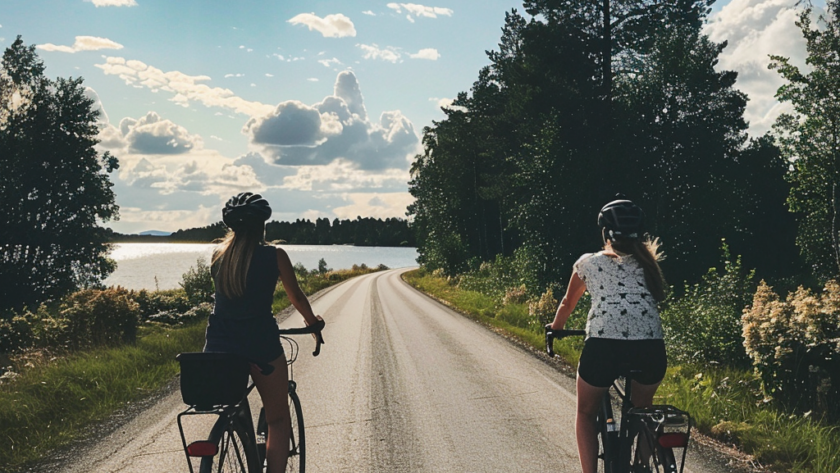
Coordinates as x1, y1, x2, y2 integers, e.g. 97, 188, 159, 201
544, 325, 586, 357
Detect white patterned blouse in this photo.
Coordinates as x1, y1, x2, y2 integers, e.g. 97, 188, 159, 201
573, 252, 663, 340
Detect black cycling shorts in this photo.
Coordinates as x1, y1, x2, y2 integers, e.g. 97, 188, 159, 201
577, 337, 667, 388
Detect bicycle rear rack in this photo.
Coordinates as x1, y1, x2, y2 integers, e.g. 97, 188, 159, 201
626, 404, 692, 473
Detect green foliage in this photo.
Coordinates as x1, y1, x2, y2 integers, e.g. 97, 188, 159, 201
317, 258, 330, 275
59, 288, 140, 349
179, 257, 214, 305
660, 241, 755, 368
131, 289, 192, 323
528, 288, 558, 328
771, 1, 840, 281
743, 279, 840, 420
0, 37, 119, 313
0, 321, 206, 470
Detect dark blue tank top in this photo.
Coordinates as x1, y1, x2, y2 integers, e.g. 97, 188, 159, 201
212, 244, 279, 320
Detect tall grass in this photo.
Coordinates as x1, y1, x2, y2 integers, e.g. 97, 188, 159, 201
0, 322, 205, 469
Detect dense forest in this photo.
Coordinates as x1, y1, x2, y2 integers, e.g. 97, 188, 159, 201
407, 0, 817, 291
109, 217, 416, 247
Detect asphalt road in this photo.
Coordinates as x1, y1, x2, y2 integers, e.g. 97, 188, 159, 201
44, 268, 744, 473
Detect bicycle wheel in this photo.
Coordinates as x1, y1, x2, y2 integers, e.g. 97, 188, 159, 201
287, 381, 305, 473
597, 393, 619, 473
630, 425, 677, 473
200, 417, 260, 473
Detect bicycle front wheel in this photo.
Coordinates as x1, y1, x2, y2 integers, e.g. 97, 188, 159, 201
200, 421, 255, 473
287, 382, 305, 473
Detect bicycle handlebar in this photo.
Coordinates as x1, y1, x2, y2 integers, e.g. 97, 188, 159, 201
278, 319, 326, 357
544, 325, 585, 357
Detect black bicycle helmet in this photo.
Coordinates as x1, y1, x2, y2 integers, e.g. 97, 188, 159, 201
222, 192, 272, 230
597, 198, 644, 241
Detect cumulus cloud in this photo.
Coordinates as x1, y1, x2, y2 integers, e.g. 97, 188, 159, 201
243, 71, 419, 171
281, 159, 410, 192
362, 10, 376, 16
288, 13, 357, 38
703, 0, 812, 136
86, 0, 137, 6
243, 100, 341, 147
358, 43, 401, 62
119, 111, 203, 155
96, 56, 273, 116
409, 48, 439, 60
38, 36, 123, 53
318, 57, 342, 67
332, 192, 415, 219
84, 87, 109, 124
386, 3, 453, 20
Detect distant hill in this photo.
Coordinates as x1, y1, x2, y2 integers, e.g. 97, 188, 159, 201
138, 230, 172, 236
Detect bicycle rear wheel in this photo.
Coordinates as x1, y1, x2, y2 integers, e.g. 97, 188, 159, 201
631, 426, 678, 473
597, 393, 619, 473
200, 420, 257, 473
287, 381, 305, 473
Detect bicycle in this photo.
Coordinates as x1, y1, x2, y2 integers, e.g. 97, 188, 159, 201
176, 319, 325, 473
545, 327, 691, 473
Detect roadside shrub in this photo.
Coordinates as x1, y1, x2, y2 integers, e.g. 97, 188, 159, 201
133, 289, 192, 321
0, 311, 35, 354
503, 285, 529, 305
180, 257, 214, 304
317, 258, 331, 275
147, 301, 212, 325
660, 241, 754, 369
60, 288, 140, 348
459, 254, 522, 302
743, 279, 840, 420
529, 288, 558, 328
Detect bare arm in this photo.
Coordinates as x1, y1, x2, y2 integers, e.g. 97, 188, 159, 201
276, 247, 322, 327
549, 271, 587, 330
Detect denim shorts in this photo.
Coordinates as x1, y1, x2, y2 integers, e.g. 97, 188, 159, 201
577, 337, 667, 388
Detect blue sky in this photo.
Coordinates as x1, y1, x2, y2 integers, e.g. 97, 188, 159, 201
1, 0, 816, 233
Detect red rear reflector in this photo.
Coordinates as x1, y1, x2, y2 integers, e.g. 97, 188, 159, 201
659, 433, 689, 448
187, 441, 218, 457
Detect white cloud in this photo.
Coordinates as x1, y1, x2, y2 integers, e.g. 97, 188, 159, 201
244, 71, 419, 171
362, 10, 376, 16
358, 44, 401, 62
703, 0, 812, 136
308, 78, 320, 82
224, 73, 245, 78
386, 3, 453, 19
282, 159, 410, 192
119, 111, 203, 155
318, 57, 342, 67
265, 73, 274, 77
409, 48, 439, 60
288, 13, 357, 38
38, 36, 123, 53
86, 0, 137, 6
332, 192, 414, 219
96, 56, 273, 116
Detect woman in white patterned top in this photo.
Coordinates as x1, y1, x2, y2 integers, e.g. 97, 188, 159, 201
548, 198, 667, 473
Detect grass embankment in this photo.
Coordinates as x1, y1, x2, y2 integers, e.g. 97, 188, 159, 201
0, 265, 380, 472
0, 323, 205, 470
402, 269, 840, 473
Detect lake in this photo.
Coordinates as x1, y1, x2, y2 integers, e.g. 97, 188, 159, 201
103, 243, 419, 291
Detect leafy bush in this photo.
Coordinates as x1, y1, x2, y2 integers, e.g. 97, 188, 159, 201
317, 258, 331, 275
503, 285, 529, 305
529, 288, 558, 328
180, 257, 214, 304
59, 288, 140, 348
132, 289, 192, 322
0, 311, 34, 354
146, 302, 212, 325
743, 279, 840, 420
660, 242, 754, 369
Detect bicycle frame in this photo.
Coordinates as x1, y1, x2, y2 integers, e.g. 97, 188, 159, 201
545, 327, 692, 473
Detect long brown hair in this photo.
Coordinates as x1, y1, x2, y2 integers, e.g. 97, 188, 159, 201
211, 223, 265, 299
608, 235, 667, 302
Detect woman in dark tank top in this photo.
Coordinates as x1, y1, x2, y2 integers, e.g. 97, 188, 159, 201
204, 192, 324, 473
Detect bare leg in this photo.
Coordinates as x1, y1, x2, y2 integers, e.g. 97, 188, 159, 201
630, 379, 660, 408
251, 357, 290, 473
577, 375, 609, 473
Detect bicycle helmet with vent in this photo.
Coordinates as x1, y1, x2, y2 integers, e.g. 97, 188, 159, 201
222, 192, 272, 230
598, 197, 644, 241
